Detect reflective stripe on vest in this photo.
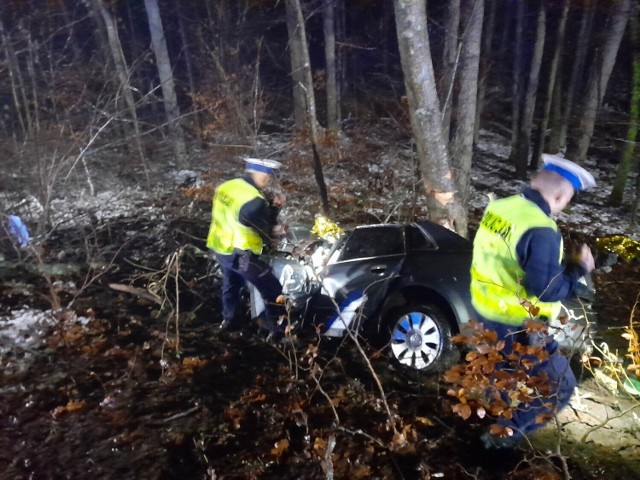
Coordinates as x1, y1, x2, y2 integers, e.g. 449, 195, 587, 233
470, 195, 563, 325
206, 178, 264, 254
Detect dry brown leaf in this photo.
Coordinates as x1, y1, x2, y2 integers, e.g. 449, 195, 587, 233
453, 403, 472, 420
52, 399, 87, 417
225, 406, 246, 430
271, 439, 289, 457
350, 465, 372, 479
313, 436, 327, 456
489, 423, 513, 437
415, 416, 433, 426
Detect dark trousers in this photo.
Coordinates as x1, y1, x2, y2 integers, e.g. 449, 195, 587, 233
479, 317, 577, 439
214, 250, 282, 326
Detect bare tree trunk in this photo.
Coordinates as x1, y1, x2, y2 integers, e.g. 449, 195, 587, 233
610, 9, 639, 206
125, 1, 141, 66
450, 0, 484, 224
510, 0, 545, 179
547, 71, 563, 152
552, 0, 595, 151
0, 18, 30, 137
511, 0, 525, 150
323, 0, 340, 131
285, 0, 308, 129
285, 0, 329, 213
393, 0, 467, 234
143, 0, 187, 165
91, 0, 148, 182
335, 0, 347, 106
531, 0, 569, 169
441, 0, 460, 143
176, 2, 200, 129
566, 0, 632, 164
474, 0, 496, 145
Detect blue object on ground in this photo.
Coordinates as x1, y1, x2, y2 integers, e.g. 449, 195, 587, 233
7, 215, 30, 246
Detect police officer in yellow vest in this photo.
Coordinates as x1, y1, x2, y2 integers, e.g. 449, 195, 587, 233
471, 154, 596, 448
207, 158, 286, 338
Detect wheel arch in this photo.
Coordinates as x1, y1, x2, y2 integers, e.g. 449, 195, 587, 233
377, 285, 460, 335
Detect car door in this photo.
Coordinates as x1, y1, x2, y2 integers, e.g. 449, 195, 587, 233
317, 225, 406, 336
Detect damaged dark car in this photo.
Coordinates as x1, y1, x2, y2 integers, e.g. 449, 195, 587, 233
248, 221, 595, 374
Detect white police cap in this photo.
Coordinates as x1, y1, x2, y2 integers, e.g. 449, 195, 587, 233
541, 154, 595, 191
244, 157, 282, 175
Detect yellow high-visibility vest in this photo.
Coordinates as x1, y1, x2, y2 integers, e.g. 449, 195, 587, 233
470, 195, 563, 325
206, 178, 264, 255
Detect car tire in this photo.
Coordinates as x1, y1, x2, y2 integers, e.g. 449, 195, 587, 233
384, 303, 458, 374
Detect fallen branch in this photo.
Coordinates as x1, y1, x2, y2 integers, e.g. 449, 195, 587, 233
108, 283, 162, 305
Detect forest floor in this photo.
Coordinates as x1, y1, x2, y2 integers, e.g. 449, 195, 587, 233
1, 120, 640, 479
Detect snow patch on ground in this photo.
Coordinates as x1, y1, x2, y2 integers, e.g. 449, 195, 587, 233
0, 308, 55, 357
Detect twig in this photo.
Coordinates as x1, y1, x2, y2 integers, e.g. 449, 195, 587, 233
162, 405, 200, 423
580, 402, 640, 443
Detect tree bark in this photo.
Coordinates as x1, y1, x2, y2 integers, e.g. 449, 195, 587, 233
440, 0, 460, 143
285, 0, 330, 214
143, 0, 187, 165
450, 0, 484, 221
285, 0, 308, 130
0, 18, 30, 137
531, 0, 569, 169
474, 0, 496, 145
510, 0, 545, 179
511, 0, 525, 150
323, 0, 340, 131
551, 0, 595, 151
610, 9, 639, 206
566, 0, 632, 164
91, 0, 147, 181
393, 0, 467, 234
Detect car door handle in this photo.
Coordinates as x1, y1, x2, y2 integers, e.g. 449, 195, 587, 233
370, 265, 387, 275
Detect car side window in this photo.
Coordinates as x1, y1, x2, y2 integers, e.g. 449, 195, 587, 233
339, 227, 404, 261
406, 225, 437, 251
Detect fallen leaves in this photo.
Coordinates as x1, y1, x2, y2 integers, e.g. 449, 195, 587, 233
52, 399, 88, 417
270, 438, 289, 457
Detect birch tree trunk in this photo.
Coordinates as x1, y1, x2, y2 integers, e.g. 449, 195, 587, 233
610, 10, 639, 206
531, 0, 569, 169
393, 0, 466, 234
510, 0, 545, 179
143, 0, 187, 165
450, 0, 484, 224
566, 0, 632, 164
